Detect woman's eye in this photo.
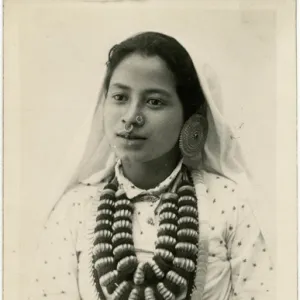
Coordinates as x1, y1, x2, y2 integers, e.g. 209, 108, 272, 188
112, 94, 127, 102
147, 98, 163, 107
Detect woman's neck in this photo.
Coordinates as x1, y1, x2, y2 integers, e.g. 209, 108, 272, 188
121, 150, 181, 190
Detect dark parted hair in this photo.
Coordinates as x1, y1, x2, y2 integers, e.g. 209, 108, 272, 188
103, 31, 207, 121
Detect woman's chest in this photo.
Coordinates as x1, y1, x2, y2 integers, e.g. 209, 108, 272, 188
130, 201, 230, 261
76, 197, 232, 300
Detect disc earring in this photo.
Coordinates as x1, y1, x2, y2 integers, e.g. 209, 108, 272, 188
179, 113, 208, 166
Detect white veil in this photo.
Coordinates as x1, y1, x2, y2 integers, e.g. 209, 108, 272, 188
48, 62, 274, 260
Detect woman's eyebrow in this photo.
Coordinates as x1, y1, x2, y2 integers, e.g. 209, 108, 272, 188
110, 83, 131, 90
143, 88, 172, 98
110, 83, 172, 97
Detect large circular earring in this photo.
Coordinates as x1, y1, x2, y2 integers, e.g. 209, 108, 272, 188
179, 112, 208, 167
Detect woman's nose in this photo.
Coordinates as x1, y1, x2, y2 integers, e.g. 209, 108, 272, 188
122, 102, 141, 125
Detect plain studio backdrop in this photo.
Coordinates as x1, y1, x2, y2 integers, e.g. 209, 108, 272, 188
4, 1, 296, 300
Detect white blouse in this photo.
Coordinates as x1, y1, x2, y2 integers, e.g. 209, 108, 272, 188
115, 158, 184, 263
27, 166, 275, 300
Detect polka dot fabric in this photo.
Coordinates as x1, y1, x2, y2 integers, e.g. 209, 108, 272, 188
27, 171, 275, 300
201, 172, 275, 300
27, 185, 99, 300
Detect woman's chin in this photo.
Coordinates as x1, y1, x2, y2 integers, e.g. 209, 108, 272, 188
116, 150, 155, 164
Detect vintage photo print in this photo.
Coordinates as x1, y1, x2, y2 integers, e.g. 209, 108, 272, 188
4, 1, 296, 300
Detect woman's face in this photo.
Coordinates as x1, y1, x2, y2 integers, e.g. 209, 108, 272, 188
103, 53, 184, 163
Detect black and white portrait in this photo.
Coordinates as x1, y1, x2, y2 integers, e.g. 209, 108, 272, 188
4, 1, 297, 300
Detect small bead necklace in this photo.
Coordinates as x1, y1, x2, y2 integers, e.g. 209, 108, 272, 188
92, 167, 199, 300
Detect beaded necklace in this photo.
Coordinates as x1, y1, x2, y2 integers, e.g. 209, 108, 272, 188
92, 167, 199, 300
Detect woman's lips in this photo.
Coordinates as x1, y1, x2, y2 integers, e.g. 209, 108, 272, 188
116, 133, 147, 147
116, 133, 147, 140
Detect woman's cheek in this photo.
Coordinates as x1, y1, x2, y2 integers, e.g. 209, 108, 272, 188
104, 119, 115, 144
104, 107, 120, 135
152, 115, 182, 149
163, 112, 183, 137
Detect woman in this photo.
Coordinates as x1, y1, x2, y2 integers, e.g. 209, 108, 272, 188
28, 32, 274, 300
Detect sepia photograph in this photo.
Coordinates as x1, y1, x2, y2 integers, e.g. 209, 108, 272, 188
4, 1, 297, 300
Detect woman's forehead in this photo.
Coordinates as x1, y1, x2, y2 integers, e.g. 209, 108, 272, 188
109, 53, 176, 92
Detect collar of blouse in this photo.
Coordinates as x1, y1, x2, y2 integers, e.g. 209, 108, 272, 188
114, 158, 184, 199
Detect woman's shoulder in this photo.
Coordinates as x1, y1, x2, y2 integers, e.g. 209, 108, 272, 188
193, 171, 257, 233
51, 181, 106, 214
192, 170, 249, 209
62, 182, 102, 200
196, 170, 238, 195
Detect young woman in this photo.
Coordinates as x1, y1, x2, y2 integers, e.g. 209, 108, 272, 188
28, 32, 274, 300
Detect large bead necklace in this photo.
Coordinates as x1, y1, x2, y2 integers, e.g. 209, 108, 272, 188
92, 168, 199, 300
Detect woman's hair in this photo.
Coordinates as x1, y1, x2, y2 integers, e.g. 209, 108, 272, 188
103, 31, 207, 121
